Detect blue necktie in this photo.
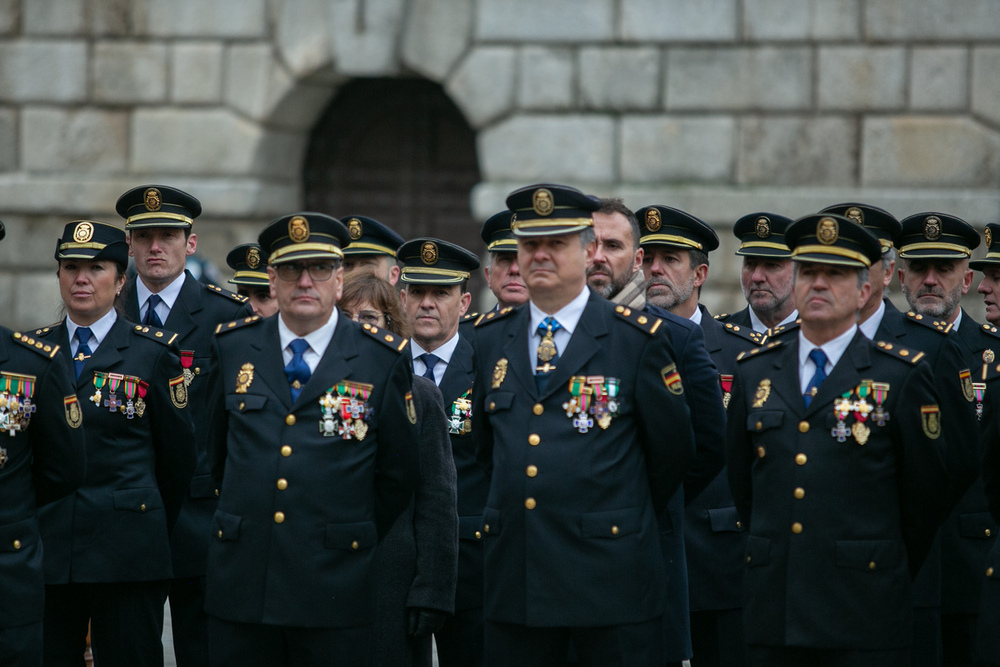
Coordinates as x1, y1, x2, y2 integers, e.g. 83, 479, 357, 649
144, 294, 164, 328
803, 348, 829, 408
535, 317, 562, 393
420, 353, 440, 383
285, 338, 311, 402
74, 327, 93, 379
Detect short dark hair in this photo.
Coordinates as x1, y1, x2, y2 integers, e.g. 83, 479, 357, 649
598, 198, 641, 252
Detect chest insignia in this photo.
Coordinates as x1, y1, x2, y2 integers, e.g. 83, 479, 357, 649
751, 379, 771, 408
449, 390, 473, 435
235, 363, 254, 394
319, 381, 374, 440
562, 375, 620, 433
0, 372, 37, 436
491, 358, 508, 389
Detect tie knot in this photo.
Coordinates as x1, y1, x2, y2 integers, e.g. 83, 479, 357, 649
538, 317, 562, 336
421, 353, 440, 371
75, 327, 92, 345
147, 294, 162, 308
289, 338, 310, 356
808, 348, 828, 368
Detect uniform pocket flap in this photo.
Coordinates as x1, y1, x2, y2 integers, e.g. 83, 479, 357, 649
212, 510, 242, 542
708, 506, 745, 533
112, 488, 164, 513
835, 539, 903, 571
0, 517, 37, 552
959, 512, 997, 540
747, 410, 784, 432
745, 535, 770, 567
189, 474, 219, 499
226, 393, 267, 412
325, 521, 377, 551
581, 508, 640, 539
459, 514, 485, 541
482, 507, 501, 536
485, 392, 514, 413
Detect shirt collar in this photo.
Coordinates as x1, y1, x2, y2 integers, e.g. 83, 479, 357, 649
689, 306, 703, 325
135, 270, 188, 311
749, 307, 799, 334
951, 308, 963, 332
858, 299, 887, 340
278, 309, 339, 360
799, 324, 857, 372
411, 331, 461, 366
66, 308, 118, 348
529, 286, 590, 337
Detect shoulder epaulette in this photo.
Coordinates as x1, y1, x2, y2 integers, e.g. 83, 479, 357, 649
713, 313, 729, 320
721, 321, 766, 346
613, 305, 661, 335
905, 311, 953, 334
475, 307, 515, 327
131, 324, 180, 346
736, 339, 783, 362
11, 331, 59, 358
33, 322, 61, 336
874, 340, 924, 364
981, 322, 1000, 340
765, 318, 802, 338
361, 322, 408, 353
206, 284, 249, 304
462, 312, 479, 322
215, 315, 263, 335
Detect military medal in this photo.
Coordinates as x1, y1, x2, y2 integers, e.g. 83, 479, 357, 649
0, 372, 36, 436
122, 376, 138, 419
319, 391, 341, 437
872, 382, 890, 426
563, 376, 619, 433
985, 349, 996, 364
751, 379, 771, 408
105, 373, 124, 412
491, 358, 508, 389
563, 376, 585, 417
320, 381, 373, 439
235, 363, 254, 394
135, 380, 148, 418
974, 382, 987, 421
180, 350, 196, 388
91, 371, 106, 405
719, 374, 733, 410
449, 391, 473, 436
831, 395, 852, 442
851, 381, 872, 445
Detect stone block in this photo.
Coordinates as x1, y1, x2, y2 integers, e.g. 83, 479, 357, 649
972, 48, 1000, 126
401, 0, 473, 81
620, 116, 735, 182
275, 0, 335, 80
910, 48, 967, 111
0, 0, 19, 34
579, 47, 660, 111
172, 43, 223, 104
134, 0, 267, 38
25, 0, 85, 35
518, 47, 575, 110
866, 0, 1000, 40
0, 108, 16, 172
818, 46, 906, 110
446, 47, 517, 128
736, 116, 857, 186
476, 0, 614, 42
743, 0, 860, 40
93, 42, 168, 104
862, 117, 1000, 187
23, 108, 128, 173
87, 0, 130, 36
621, 0, 737, 41
479, 115, 615, 182
667, 48, 811, 110
13, 270, 63, 329
0, 41, 87, 103
329, 0, 406, 76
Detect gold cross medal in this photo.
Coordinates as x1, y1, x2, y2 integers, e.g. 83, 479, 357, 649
318, 390, 342, 437
90, 371, 106, 406
538, 334, 557, 363
851, 382, 872, 445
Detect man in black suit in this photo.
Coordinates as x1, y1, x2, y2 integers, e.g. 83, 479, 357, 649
204, 212, 418, 666
727, 213, 953, 667
398, 237, 484, 667
340, 214, 404, 285
117, 185, 253, 667
473, 184, 695, 667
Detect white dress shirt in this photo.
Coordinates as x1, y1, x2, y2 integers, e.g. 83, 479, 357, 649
67, 308, 118, 357
278, 309, 339, 374
135, 272, 187, 324
528, 286, 590, 372
798, 325, 857, 395
411, 332, 461, 386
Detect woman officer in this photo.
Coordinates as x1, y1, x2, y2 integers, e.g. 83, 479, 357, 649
37, 220, 195, 667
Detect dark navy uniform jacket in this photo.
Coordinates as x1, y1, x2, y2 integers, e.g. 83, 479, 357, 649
124, 271, 252, 578
978, 359, 1000, 659
38, 316, 196, 584
204, 313, 419, 628
0, 327, 86, 629
473, 292, 695, 627
727, 331, 951, 650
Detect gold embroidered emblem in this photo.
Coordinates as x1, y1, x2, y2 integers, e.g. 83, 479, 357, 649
405, 391, 417, 424
235, 363, 254, 394
755, 217, 770, 238
924, 216, 942, 241
421, 241, 438, 265
73, 222, 94, 243
353, 419, 368, 441
348, 218, 363, 240
845, 207, 864, 225
985, 349, 996, 364
289, 216, 309, 243
645, 208, 662, 232
492, 358, 508, 389
532, 188, 554, 216
751, 379, 772, 408
921, 405, 941, 439
987, 227, 993, 248
64, 395, 82, 429
144, 188, 162, 211
246, 247, 261, 269
960, 369, 975, 402
169, 375, 188, 409
817, 217, 839, 245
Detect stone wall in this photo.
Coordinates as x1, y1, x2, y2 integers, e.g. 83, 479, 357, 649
0, 0, 998, 328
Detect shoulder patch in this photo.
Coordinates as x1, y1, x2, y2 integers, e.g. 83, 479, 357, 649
361, 322, 408, 353
33, 322, 61, 337
874, 340, 924, 364
475, 306, 516, 328
905, 311, 953, 334
206, 284, 249, 304
215, 315, 263, 335
736, 340, 783, 362
613, 305, 661, 335
11, 331, 59, 359
131, 324, 180, 347
722, 321, 766, 346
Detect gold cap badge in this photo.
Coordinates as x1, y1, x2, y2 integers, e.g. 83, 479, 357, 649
348, 218, 362, 240
421, 241, 438, 265
246, 246, 261, 269
845, 207, 864, 225
924, 216, 942, 241
817, 217, 839, 245
646, 208, 662, 232
755, 217, 770, 238
144, 188, 162, 212
986, 227, 993, 248
73, 221, 94, 243
289, 216, 309, 243
532, 188, 554, 216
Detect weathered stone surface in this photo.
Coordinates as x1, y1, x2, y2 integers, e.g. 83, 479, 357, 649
621, 116, 735, 182
972, 48, 1000, 126
0, 41, 87, 103
134, 0, 267, 38
172, 43, 224, 104
93, 42, 168, 104
579, 47, 660, 110
621, 0, 737, 41
401, 0, 473, 81
0, 108, 15, 172
25, 0, 85, 35
743, 0, 860, 40
667, 48, 811, 110
329, 0, 405, 76
866, 0, 1000, 40
736, 116, 857, 186
23, 108, 128, 173
910, 48, 967, 111
12, 271, 63, 329
862, 117, 1000, 187
818, 46, 906, 110
87, 0, 130, 36
274, 0, 335, 80
446, 47, 517, 128
479, 115, 615, 182
225, 44, 332, 130
518, 47, 575, 110
476, 0, 614, 42
0, 0, 19, 34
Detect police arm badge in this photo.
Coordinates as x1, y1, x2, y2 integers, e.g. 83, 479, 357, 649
169, 375, 188, 409
64, 395, 82, 429
405, 391, 417, 425
921, 405, 941, 439
661, 364, 683, 395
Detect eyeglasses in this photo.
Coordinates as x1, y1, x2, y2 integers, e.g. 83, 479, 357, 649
343, 309, 386, 326
275, 262, 335, 282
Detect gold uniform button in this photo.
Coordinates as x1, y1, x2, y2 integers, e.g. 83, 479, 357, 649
611, 525, 619, 535
988, 567, 995, 577
746, 555, 752, 563
217, 530, 223, 539
757, 446, 766, 458
795, 453, 807, 466
484, 524, 490, 534
489, 402, 496, 411
798, 421, 809, 433
351, 540, 359, 550
528, 434, 540, 446
526, 465, 538, 478
285, 414, 296, 426
140, 503, 147, 512
215, 488, 220, 497
791, 522, 803, 534
869, 561, 877, 570
475, 531, 482, 539
755, 421, 763, 431
736, 521, 742, 529
274, 512, 285, 524
13, 540, 21, 550
524, 497, 536, 510
281, 445, 292, 457
794, 487, 805, 499
533, 403, 544, 415
987, 529, 992, 537
277, 478, 288, 490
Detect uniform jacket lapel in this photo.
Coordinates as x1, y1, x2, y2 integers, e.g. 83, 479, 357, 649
499, 307, 537, 400
439, 334, 474, 404
803, 332, 870, 419
124, 277, 142, 323
765, 338, 805, 418
162, 273, 201, 343
249, 317, 293, 411
698, 304, 724, 358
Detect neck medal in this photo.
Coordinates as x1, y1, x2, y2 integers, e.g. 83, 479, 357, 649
449, 390, 473, 435
0, 372, 36, 436
91, 371, 107, 405
974, 382, 987, 421
831, 394, 852, 442
872, 382, 890, 425
851, 381, 872, 445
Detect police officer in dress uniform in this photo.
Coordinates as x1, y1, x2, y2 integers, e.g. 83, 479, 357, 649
117, 185, 253, 667
0, 221, 87, 667
472, 184, 695, 667
39, 221, 196, 667
398, 237, 485, 667
341, 214, 405, 285
481, 210, 529, 311
204, 213, 418, 667
636, 204, 753, 667
226, 243, 277, 318
727, 213, 953, 667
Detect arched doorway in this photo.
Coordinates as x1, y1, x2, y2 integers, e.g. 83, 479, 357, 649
303, 77, 486, 301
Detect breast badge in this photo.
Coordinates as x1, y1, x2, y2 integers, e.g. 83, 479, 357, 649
449, 390, 473, 435
974, 382, 987, 421
235, 363, 254, 394
0, 372, 37, 436
661, 364, 683, 395
751, 379, 771, 408
64, 395, 82, 429
921, 405, 941, 439
405, 391, 417, 425
562, 376, 619, 433
960, 369, 975, 402
169, 375, 188, 409
719, 374, 733, 409
319, 381, 374, 440
491, 358, 508, 389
